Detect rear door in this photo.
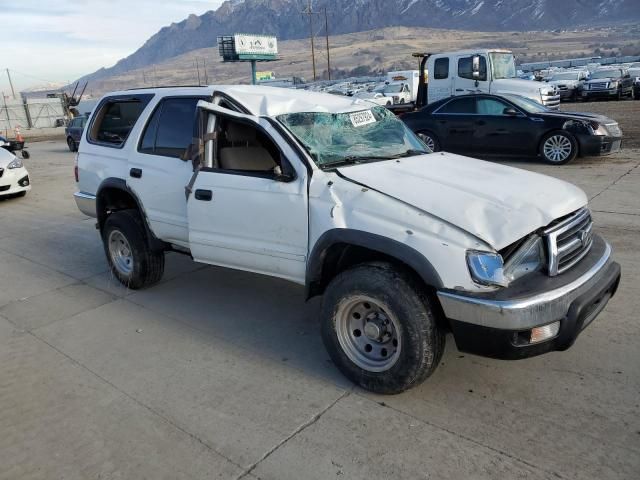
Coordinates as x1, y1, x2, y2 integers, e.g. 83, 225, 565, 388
427, 56, 453, 103
430, 96, 476, 153
473, 96, 535, 155
186, 102, 309, 283
128, 96, 208, 246
454, 54, 490, 95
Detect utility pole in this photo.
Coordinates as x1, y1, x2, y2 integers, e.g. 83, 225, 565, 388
203, 58, 208, 84
302, 1, 317, 81
323, 7, 332, 80
6, 69, 16, 99
195, 59, 201, 85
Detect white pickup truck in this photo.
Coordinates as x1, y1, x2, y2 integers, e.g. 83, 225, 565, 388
74, 86, 620, 393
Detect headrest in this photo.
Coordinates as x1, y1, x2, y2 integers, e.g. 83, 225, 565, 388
226, 121, 256, 143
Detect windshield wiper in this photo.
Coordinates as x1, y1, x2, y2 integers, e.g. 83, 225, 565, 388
320, 150, 429, 169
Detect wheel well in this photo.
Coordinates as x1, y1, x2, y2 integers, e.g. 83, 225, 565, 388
310, 243, 437, 298
96, 187, 138, 229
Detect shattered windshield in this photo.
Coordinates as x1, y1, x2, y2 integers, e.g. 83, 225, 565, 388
489, 52, 517, 79
277, 106, 429, 168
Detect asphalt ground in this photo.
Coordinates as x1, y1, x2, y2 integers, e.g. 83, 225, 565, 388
0, 140, 638, 479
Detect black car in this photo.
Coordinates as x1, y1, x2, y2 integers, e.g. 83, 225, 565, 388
582, 68, 634, 101
401, 93, 623, 165
65, 116, 87, 152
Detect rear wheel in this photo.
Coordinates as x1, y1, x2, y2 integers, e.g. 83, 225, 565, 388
416, 130, 440, 152
320, 263, 445, 394
101, 209, 164, 289
540, 131, 577, 165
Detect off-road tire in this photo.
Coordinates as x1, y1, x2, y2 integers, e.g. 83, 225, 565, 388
101, 209, 164, 289
320, 262, 445, 394
540, 130, 578, 165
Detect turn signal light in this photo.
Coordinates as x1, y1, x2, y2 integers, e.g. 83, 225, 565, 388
529, 322, 560, 344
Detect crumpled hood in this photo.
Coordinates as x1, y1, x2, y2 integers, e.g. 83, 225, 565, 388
534, 111, 615, 124
337, 153, 587, 250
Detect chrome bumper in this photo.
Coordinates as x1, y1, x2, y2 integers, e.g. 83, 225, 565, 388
437, 239, 615, 331
74, 191, 97, 217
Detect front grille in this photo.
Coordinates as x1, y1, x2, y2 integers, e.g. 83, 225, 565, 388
543, 208, 593, 276
590, 82, 608, 90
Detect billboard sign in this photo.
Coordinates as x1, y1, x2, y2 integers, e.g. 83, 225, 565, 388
234, 34, 278, 59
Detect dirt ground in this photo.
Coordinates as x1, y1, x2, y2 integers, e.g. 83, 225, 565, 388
562, 99, 640, 148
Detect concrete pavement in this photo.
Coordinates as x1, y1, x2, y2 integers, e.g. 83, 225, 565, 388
0, 140, 638, 479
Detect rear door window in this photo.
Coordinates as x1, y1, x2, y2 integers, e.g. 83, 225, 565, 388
436, 97, 476, 114
433, 58, 449, 80
89, 94, 153, 147
139, 97, 205, 158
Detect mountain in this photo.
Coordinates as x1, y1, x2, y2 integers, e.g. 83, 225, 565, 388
81, 0, 640, 82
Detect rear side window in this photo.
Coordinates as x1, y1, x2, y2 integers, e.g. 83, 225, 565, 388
139, 97, 204, 158
433, 58, 449, 80
89, 94, 153, 147
437, 97, 476, 114
458, 56, 487, 81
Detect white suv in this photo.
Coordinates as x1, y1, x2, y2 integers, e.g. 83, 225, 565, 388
74, 85, 620, 393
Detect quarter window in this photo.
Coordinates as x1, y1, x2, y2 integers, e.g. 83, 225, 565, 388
433, 58, 449, 80
89, 95, 153, 147
458, 56, 487, 81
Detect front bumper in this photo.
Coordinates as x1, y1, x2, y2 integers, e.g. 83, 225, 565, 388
577, 134, 622, 157
437, 235, 621, 359
0, 166, 31, 197
582, 88, 618, 99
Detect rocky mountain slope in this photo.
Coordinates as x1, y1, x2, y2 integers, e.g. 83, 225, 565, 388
81, 0, 640, 83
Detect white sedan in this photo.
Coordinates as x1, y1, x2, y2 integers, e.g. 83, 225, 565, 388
0, 147, 31, 198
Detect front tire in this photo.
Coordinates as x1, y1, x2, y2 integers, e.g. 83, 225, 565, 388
101, 209, 164, 289
540, 131, 578, 165
320, 263, 445, 394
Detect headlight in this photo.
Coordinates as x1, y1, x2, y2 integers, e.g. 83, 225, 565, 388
609, 81, 618, 89
7, 157, 23, 169
502, 235, 545, 282
467, 235, 545, 288
588, 122, 608, 136
466, 251, 507, 287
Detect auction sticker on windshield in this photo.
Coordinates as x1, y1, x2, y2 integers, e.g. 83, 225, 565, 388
349, 110, 376, 127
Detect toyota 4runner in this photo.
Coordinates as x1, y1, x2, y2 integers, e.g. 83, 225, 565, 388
74, 86, 621, 394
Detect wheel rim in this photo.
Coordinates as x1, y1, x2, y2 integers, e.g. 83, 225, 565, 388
543, 135, 572, 162
335, 295, 401, 372
418, 133, 436, 152
108, 230, 134, 276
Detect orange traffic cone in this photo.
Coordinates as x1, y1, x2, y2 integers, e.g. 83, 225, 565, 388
15, 126, 24, 142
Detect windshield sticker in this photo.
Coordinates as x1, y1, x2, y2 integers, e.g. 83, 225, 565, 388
349, 110, 377, 127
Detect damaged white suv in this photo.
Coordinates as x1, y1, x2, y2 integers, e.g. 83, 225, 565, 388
74, 86, 621, 393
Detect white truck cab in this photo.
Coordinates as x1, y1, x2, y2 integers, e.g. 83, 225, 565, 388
74, 85, 619, 394
427, 49, 560, 109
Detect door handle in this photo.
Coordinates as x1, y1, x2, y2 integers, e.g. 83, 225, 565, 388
129, 168, 142, 178
455, 88, 464, 92
194, 189, 212, 201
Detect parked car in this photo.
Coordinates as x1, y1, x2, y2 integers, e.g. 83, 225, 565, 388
546, 70, 589, 101
74, 86, 620, 393
629, 68, 640, 100
582, 68, 634, 101
401, 93, 622, 164
374, 82, 411, 104
0, 147, 31, 198
353, 91, 393, 106
65, 115, 88, 151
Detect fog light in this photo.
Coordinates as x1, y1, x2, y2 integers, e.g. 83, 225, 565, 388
530, 321, 560, 344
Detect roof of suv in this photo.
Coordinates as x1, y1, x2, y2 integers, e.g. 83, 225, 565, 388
115, 85, 373, 117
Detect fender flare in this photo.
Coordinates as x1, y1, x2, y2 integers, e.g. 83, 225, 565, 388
96, 177, 166, 252
306, 229, 443, 298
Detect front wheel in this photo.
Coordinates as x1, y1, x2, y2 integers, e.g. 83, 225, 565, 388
540, 131, 577, 165
320, 263, 445, 394
101, 209, 164, 289
416, 130, 440, 152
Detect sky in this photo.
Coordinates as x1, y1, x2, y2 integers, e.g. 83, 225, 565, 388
0, 0, 225, 94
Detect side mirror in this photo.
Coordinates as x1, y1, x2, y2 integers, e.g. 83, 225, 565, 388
273, 165, 295, 182
503, 107, 519, 116
472, 55, 481, 79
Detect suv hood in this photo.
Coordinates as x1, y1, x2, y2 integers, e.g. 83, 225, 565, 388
337, 153, 587, 250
